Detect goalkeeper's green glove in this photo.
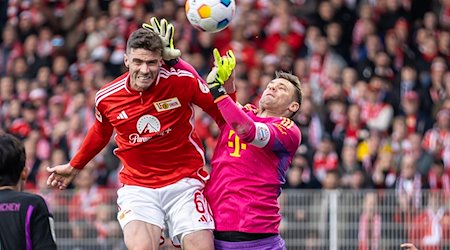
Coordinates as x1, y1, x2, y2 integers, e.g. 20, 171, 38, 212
207, 48, 236, 102
142, 17, 181, 62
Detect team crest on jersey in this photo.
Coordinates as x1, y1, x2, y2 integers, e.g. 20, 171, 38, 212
153, 97, 181, 112
95, 108, 102, 122
136, 115, 161, 134
198, 79, 210, 94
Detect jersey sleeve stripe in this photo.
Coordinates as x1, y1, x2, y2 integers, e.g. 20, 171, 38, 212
25, 205, 34, 250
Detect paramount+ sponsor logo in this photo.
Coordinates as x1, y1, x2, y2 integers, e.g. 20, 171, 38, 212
128, 115, 173, 144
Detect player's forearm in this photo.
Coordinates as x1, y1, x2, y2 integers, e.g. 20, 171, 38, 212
70, 122, 112, 169
217, 96, 255, 142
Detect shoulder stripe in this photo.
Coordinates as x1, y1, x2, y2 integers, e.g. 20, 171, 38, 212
95, 85, 126, 107
96, 77, 126, 100
280, 117, 294, 128
160, 68, 195, 79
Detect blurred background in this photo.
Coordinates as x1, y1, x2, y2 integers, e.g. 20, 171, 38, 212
0, 0, 450, 249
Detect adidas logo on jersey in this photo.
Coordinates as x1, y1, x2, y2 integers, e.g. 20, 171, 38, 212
117, 111, 128, 120
198, 214, 211, 223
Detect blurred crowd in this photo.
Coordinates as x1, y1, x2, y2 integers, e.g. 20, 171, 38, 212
0, 0, 450, 247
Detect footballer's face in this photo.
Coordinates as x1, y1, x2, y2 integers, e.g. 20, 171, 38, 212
259, 78, 299, 117
124, 48, 162, 91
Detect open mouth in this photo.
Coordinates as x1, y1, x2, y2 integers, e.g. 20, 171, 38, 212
138, 75, 151, 81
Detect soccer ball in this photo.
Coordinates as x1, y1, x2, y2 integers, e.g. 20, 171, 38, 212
185, 0, 236, 33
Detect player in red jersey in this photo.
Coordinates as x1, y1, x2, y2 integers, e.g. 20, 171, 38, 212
46, 19, 223, 250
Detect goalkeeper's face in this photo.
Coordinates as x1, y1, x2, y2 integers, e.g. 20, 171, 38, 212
259, 78, 300, 117
124, 48, 162, 91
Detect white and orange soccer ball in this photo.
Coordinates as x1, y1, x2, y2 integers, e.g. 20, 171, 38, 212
185, 0, 236, 33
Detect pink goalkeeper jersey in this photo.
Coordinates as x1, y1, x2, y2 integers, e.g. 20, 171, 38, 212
204, 97, 301, 233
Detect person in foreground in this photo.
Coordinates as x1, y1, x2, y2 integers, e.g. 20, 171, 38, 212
0, 133, 57, 250
204, 49, 302, 250
46, 18, 223, 250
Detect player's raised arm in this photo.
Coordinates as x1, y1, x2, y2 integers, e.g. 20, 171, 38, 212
205, 48, 260, 141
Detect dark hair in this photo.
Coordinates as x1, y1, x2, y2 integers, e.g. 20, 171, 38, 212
433, 158, 444, 167
0, 133, 26, 186
126, 28, 163, 55
275, 71, 303, 116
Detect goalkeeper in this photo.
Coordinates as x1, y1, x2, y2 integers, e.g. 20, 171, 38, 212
204, 49, 303, 249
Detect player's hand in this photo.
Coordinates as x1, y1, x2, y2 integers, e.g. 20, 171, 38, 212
207, 48, 236, 85
46, 163, 80, 190
400, 243, 418, 250
142, 17, 181, 61
207, 48, 236, 101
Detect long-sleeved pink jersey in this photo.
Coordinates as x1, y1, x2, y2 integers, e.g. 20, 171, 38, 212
205, 97, 301, 233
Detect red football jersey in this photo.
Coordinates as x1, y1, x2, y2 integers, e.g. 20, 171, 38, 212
70, 63, 221, 188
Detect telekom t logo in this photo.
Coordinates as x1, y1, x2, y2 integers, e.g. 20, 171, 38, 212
227, 130, 246, 157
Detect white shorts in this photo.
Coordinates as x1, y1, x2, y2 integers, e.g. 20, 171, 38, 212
116, 178, 215, 245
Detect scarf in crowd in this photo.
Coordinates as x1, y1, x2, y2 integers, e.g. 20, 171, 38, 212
396, 174, 423, 208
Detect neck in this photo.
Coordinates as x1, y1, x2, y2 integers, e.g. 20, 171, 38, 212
258, 110, 279, 118
258, 108, 289, 118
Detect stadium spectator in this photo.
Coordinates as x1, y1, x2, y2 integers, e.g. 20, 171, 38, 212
395, 154, 429, 215
403, 133, 434, 176
409, 191, 450, 250
359, 76, 394, 133
339, 143, 364, 189
422, 109, 450, 165
285, 152, 320, 189
358, 192, 382, 250
313, 136, 339, 183
68, 162, 108, 223
427, 158, 450, 194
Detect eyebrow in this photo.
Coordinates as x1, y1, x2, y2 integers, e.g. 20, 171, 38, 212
268, 79, 289, 87
131, 58, 158, 64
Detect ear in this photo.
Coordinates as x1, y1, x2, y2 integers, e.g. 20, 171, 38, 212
20, 167, 29, 181
288, 101, 300, 114
124, 53, 129, 68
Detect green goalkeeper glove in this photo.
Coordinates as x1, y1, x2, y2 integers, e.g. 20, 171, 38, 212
142, 17, 181, 61
207, 48, 236, 101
